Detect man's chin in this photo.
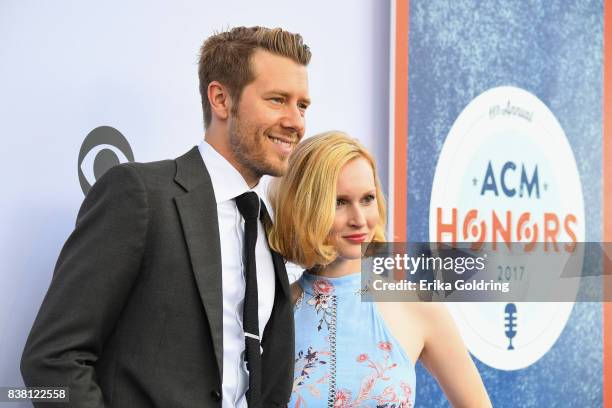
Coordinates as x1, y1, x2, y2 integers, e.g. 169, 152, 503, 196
265, 157, 290, 177
252, 160, 289, 178
267, 164, 289, 178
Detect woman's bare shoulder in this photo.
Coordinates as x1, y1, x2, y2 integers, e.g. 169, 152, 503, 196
377, 302, 455, 341
377, 300, 447, 320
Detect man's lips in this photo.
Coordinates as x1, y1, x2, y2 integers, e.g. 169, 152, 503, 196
268, 135, 295, 144
343, 233, 368, 243
268, 135, 295, 154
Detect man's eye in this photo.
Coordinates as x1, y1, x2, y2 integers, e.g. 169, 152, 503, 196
298, 103, 309, 110
270, 97, 284, 104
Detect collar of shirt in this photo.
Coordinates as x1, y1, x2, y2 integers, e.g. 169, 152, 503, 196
198, 140, 263, 203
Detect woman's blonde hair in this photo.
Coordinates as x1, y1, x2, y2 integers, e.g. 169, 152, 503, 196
268, 131, 386, 268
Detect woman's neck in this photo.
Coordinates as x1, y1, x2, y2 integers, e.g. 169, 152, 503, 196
315, 258, 361, 278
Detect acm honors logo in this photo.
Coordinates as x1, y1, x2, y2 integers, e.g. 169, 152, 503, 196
78, 126, 134, 195
429, 86, 584, 371
434, 158, 578, 253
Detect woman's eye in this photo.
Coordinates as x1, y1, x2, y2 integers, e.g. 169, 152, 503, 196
362, 195, 376, 204
336, 199, 347, 207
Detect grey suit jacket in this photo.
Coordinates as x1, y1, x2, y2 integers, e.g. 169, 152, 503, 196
21, 147, 294, 407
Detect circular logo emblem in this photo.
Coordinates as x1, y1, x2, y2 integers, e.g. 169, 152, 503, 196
429, 86, 584, 370
78, 126, 134, 194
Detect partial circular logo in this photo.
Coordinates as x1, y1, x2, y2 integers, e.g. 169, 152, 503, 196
78, 126, 134, 194
429, 86, 584, 370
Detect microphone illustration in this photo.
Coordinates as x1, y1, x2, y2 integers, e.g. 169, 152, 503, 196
504, 303, 517, 350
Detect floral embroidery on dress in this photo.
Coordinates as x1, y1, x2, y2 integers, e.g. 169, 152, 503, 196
292, 346, 331, 407
306, 279, 336, 331
333, 342, 414, 408
293, 274, 415, 408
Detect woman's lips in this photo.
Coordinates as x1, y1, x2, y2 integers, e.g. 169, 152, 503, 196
343, 233, 368, 243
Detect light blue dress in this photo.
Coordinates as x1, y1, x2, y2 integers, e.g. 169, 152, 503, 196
290, 272, 416, 408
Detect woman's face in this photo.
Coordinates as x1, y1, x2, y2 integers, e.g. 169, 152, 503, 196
328, 157, 380, 260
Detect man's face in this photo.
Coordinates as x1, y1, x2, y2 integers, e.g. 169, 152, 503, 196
228, 49, 310, 181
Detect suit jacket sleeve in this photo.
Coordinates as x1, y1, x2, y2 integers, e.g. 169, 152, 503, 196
21, 164, 149, 408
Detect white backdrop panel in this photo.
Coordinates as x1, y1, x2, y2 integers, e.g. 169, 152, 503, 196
0, 0, 390, 399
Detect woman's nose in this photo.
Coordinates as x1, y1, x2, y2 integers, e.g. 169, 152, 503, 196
348, 205, 366, 227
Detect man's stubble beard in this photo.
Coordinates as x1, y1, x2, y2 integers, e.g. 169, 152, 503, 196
228, 114, 288, 179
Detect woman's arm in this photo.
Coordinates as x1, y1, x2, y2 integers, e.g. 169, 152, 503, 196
419, 303, 492, 408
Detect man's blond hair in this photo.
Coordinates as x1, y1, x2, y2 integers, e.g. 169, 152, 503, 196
198, 26, 311, 128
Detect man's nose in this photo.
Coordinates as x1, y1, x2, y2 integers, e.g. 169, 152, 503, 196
280, 105, 305, 137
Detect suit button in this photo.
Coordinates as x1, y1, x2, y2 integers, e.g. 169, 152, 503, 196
210, 389, 221, 402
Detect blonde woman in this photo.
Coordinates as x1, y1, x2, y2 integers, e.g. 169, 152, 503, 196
268, 131, 491, 407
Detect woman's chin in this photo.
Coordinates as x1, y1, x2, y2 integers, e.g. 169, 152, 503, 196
335, 251, 363, 262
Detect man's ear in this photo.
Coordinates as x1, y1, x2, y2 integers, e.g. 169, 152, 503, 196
208, 81, 232, 121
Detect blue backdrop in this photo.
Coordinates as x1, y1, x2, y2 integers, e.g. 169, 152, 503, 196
406, 1, 603, 406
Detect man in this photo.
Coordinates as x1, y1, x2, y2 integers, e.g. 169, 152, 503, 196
21, 26, 311, 407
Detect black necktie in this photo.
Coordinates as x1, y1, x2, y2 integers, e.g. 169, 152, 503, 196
235, 192, 262, 407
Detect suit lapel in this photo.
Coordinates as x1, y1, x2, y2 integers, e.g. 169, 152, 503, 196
261, 208, 290, 299
173, 147, 224, 379
173, 146, 292, 380
271, 249, 290, 298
